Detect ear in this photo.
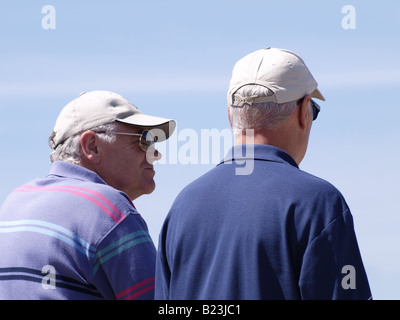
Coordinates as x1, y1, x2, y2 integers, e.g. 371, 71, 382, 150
227, 103, 233, 128
80, 131, 101, 164
298, 95, 311, 129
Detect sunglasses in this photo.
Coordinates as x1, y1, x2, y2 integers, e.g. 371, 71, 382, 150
297, 97, 321, 121
96, 130, 157, 152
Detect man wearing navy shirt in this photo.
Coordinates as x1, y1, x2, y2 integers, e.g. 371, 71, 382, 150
155, 48, 372, 299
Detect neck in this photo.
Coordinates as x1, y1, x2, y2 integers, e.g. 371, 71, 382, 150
234, 128, 306, 165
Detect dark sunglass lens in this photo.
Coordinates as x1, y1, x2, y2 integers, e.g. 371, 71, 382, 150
311, 100, 320, 121
139, 131, 155, 151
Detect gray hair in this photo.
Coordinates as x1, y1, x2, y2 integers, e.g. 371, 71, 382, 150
229, 85, 298, 135
49, 122, 119, 164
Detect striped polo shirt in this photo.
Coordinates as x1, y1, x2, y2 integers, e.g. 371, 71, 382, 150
0, 161, 156, 300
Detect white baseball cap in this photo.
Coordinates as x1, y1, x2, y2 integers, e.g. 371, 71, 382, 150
228, 48, 325, 107
50, 90, 176, 149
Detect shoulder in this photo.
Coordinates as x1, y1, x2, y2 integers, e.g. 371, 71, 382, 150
289, 170, 352, 245
178, 161, 345, 202
77, 181, 141, 228
297, 169, 347, 206
49, 179, 142, 245
172, 166, 222, 202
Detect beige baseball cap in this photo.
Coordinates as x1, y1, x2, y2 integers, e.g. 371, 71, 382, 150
50, 90, 176, 149
228, 48, 325, 107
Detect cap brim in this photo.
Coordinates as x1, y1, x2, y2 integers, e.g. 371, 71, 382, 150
311, 88, 326, 101
116, 114, 176, 142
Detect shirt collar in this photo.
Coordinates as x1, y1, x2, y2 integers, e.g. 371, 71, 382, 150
47, 161, 136, 208
220, 144, 299, 168
47, 161, 108, 185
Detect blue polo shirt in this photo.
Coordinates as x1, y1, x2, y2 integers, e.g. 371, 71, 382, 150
155, 145, 372, 299
0, 161, 156, 300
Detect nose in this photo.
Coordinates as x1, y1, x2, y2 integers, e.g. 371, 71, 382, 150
145, 146, 162, 164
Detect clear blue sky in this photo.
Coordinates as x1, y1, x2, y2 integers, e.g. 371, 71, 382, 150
1, 0, 399, 299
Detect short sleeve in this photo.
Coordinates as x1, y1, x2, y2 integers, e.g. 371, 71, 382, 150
299, 210, 372, 300
91, 214, 156, 300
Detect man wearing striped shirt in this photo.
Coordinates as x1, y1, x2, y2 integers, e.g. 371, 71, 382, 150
0, 91, 175, 299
